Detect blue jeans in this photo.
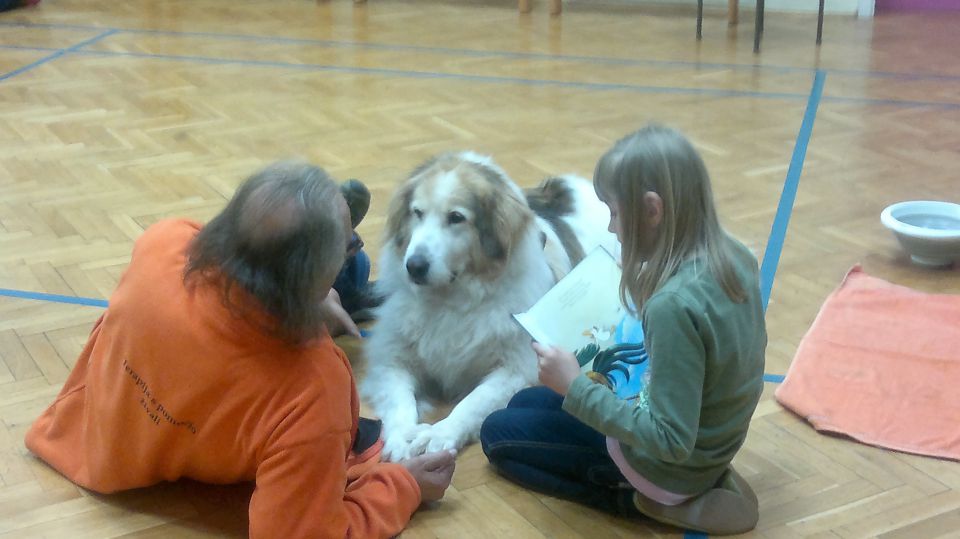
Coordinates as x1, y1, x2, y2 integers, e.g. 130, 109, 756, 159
332, 246, 371, 314
480, 386, 640, 517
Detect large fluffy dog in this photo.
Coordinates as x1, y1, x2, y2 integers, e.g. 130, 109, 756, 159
362, 152, 617, 461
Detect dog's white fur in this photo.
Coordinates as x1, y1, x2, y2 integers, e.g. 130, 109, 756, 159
362, 152, 617, 461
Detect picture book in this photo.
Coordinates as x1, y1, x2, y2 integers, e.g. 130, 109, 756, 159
513, 245, 650, 402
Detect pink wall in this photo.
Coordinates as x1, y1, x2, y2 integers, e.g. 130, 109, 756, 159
876, 0, 960, 12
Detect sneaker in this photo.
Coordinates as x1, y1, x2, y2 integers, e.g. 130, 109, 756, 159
631, 466, 759, 535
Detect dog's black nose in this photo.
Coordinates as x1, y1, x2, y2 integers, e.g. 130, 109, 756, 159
406, 254, 430, 284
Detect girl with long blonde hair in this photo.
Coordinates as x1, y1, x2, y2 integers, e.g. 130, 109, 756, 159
481, 125, 766, 535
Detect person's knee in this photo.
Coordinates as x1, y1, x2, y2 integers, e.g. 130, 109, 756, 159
338, 247, 370, 290
507, 385, 562, 409
333, 247, 372, 311
352, 249, 371, 284
479, 410, 508, 460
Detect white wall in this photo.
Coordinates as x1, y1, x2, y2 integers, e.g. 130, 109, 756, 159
746, 0, 857, 14
596, 0, 860, 15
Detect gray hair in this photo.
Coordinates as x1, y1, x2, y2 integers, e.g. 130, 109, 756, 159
184, 160, 347, 345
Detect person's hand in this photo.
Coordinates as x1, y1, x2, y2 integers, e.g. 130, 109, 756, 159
399, 449, 457, 503
533, 342, 581, 396
322, 288, 361, 338
345, 232, 364, 259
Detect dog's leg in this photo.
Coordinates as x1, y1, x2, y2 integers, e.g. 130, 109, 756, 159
416, 398, 437, 421
407, 364, 533, 456
361, 366, 427, 462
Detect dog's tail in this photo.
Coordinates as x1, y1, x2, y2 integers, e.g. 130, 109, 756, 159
525, 177, 574, 219
524, 177, 586, 268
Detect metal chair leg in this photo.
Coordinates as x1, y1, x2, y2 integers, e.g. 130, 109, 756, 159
697, 0, 703, 40
753, 0, 764, 52
817, 0, 824, 44
759, 0, 764, 34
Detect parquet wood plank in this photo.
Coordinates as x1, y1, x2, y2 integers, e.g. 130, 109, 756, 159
1, 0, 959, 537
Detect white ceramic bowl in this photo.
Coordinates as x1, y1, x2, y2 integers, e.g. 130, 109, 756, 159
881, 200, 960, 268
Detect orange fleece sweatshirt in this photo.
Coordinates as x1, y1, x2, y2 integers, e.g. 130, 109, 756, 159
25, 218, 421, 539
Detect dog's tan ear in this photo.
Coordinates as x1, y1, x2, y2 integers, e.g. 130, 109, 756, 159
385, 156, 443, 251
384, 179, 416, 252
474, 187, 531, 263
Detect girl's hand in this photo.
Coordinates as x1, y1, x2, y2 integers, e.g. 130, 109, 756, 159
532, 342, 581, 396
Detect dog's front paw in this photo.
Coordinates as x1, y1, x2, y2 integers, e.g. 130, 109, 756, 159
407, 419, 469, 456
382, 423, 431, 462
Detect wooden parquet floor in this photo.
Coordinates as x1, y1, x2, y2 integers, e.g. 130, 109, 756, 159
1, 0, 959, 537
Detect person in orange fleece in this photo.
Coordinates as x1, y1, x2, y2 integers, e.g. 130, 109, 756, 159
24, 161, 456, 539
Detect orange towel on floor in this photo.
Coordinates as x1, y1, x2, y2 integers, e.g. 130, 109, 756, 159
775, 265, 960, 461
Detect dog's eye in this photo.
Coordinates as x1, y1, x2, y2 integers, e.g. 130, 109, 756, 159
447, 211, 466, 225
412, 208, 423, 219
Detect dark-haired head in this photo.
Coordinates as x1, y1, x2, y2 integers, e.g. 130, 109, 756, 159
184, 161, 348, 346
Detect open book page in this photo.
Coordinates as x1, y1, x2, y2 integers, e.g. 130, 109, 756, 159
513, 246, 626, 370
514, 246, 650, 402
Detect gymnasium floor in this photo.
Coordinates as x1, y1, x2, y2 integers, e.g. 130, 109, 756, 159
1, 0, 958, 537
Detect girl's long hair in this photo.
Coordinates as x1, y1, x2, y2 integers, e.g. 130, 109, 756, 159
594, 124, 746, 313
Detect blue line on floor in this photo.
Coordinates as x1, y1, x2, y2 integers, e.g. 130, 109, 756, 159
0, 43, 62, 53
684, 532, 709, 539
759, 70, 826, 311
821, 94, 960, 110
0, 288, 109, 308
71, 48, 816, 100
0, 287, 783, 379
2, 20, 960, 83
0, 29, 117, 82
2, 41, 955, 109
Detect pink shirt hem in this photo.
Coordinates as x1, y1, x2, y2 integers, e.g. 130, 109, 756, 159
606, 436, 693, 506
